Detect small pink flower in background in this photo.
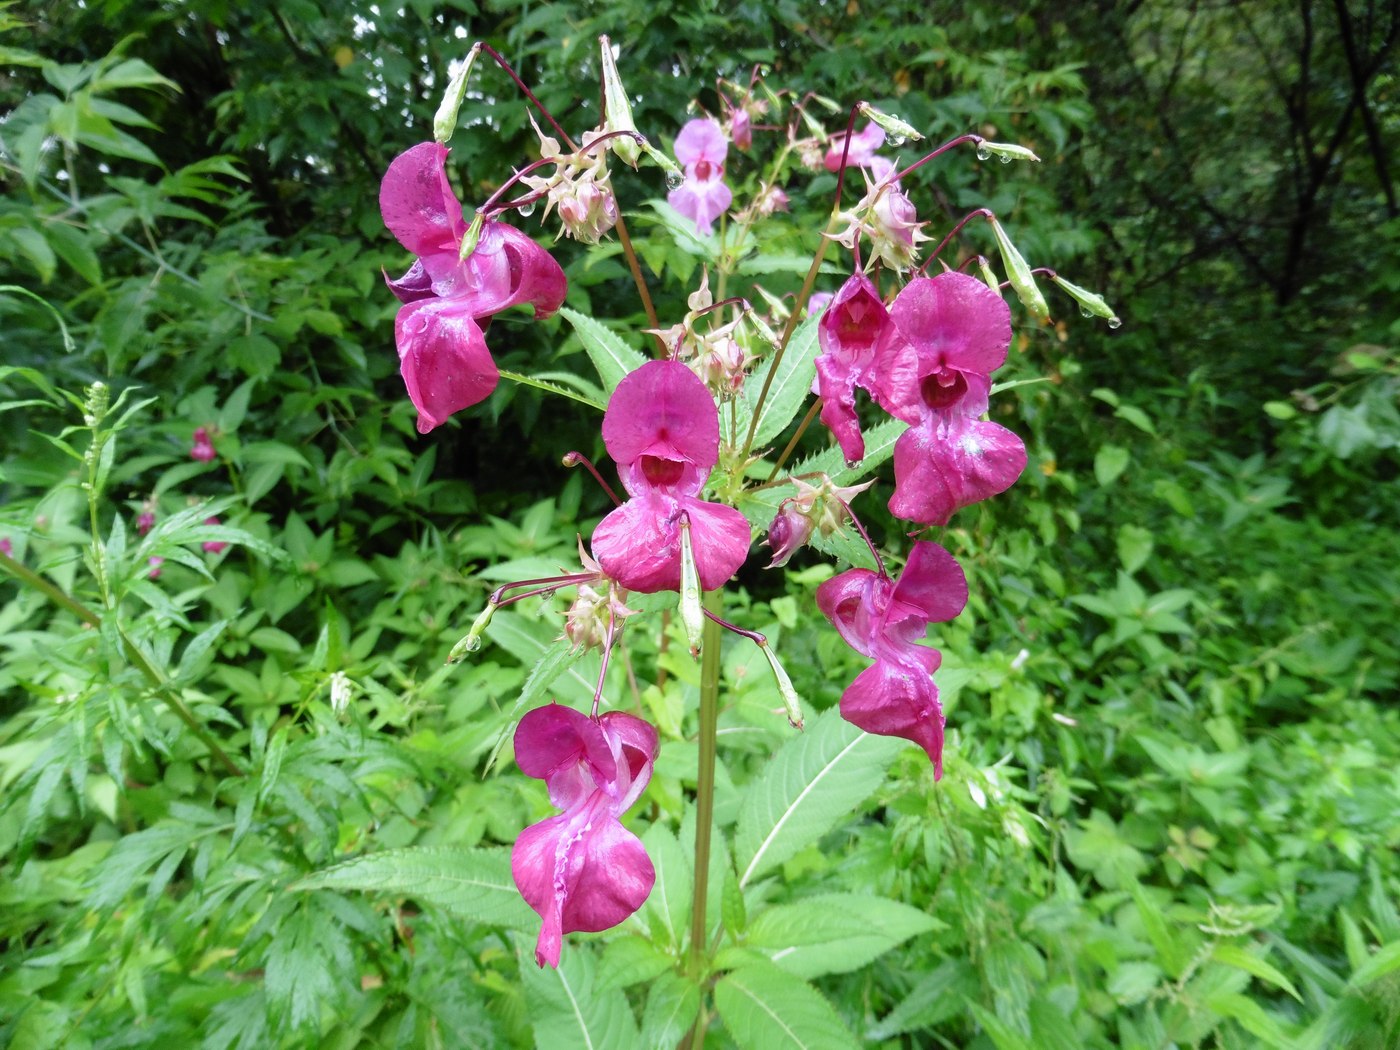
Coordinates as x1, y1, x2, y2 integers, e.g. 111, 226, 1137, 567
381, 142, 567, 433
806, 291, 834, 317
876, 272, 1027, 524
667, 118, 732, 236
190, 426, 216, 462
147, 556, 164, 579
817, 541, 968, 776
824, 122, 886, 173
0, 537, 12, 557
137, 498, 157, 536
511, 704, 658, 968
728, 108, 752, 151
591, 360, 751, 593
813, 273, 899, 466
202, 516, 228, 554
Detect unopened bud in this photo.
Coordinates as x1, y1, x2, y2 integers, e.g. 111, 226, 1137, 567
976, 140, 1040, 163
448, 600, 497, 663
599, 36, 642, 167
976, 255, 1003, 297
1049, 273, 1120, 326
764, 500, 815, 568
758, 642, 803, 729
989, 216, 1050, 323
458, 210, 485, 262
433, 44, 481, 145
857, 102, 923, 145
678, 515, 704, 658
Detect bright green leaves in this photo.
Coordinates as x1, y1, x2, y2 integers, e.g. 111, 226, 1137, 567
714, 960, 861, 1050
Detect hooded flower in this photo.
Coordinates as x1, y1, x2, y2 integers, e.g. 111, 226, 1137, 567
813, 273, 899, 466
667, 118, 733, 236
380, 141, 567, 432
875, 272, 1027, 524
511, 704, 658, 968
816, 541, 968, 776
823, 122, 886, 173
591, 360, 751, 593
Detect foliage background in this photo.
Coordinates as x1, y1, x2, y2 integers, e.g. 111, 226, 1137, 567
2, 0, 1398, 1047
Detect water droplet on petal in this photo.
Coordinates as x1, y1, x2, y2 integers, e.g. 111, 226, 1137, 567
976, 145, 991, 161
1107, 317, 1123, 329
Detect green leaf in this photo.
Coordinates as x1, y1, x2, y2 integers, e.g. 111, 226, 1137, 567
1349, 939, 1400, 988
1204, 991, 1293, 1047
738, 313, 820, 450
734, 708, 905, 888
560, 306, 646, 394
1094, 444, 1129, 485
519, 941, 639, 1050
744, 893, 942, 978
1212, 943, 1302, 1002
290, 846, 535, 929
639, 972, 700, 1048
640, 823, 692, 951
714, 958, 860, 1050
966, 1001, 1034, 1050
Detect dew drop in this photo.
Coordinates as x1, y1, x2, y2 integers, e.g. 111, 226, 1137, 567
1000, 154, 1012, 164
889, 134, 907, 147
1107, 317, 1122, 330
976, 145, 991, 161
517, 200, 536, 217
666, 171, 685, 190
1080, 307, 1093, 318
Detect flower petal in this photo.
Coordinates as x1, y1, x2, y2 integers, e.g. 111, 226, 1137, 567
592, 494, 683, 593
514, 704, 617, 809
394, 298, 500, 433
512, 794, 655, 967
890, 541, 969, 626
680, 497, 752, 591
889, 272, 1012, 378
840, 657, 946, 777
668, 175, 733, 236
602, 360, 720, 473
815, 567, 890, 659
597, 711, 659, 812
454, 221, 568, 319
384, 259, 436, 304
888, 417, 1027, 525
823, 123, 886, 172
674, 118, 728, 168
380, 141, 465, 258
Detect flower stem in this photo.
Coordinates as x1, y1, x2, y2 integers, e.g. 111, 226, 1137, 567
687, 588, 723, 985
614, 212, 662, 345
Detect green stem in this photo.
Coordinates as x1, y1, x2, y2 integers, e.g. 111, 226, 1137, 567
687, 588, 724, 1007
0, 550, 245, 779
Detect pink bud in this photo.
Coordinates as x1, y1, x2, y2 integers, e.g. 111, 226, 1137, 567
148, 556, 164, 579
202, 516, 228, 554
764, 500, 815, 568
0, 537, 12, 557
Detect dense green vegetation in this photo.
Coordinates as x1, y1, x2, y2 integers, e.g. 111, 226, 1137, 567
2, 1, 1397, 1047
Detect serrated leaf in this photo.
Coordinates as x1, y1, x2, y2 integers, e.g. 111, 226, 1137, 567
745, 893, 942, 978
641, 823, 692, 951
1212, 943, 1302, 1002
966, 1000, 1034, 1050
1203, 991, 1292, 1047
735, 709, 905, 889
714, 958, 859, 1050
291, 846, 535, 929
560, 306, 646, 394
519, 941, 639, 1050
738, 313, 820, 450
639, 972, 700, 1047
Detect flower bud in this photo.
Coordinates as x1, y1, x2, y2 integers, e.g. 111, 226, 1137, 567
433, 44, 481, 145
1049, 273, 1121, 327
564, 581, 609, 651
599, 36, 642, 167
448, 600, 497, 663
764, 499, 815, 568
976, 255, 1003, 298
868, 185, 926, 271
989, 216, 1050, 323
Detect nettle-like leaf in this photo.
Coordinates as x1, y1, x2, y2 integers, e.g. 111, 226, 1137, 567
734, 708, 906, 889
735, 313, 821, 451
560, 306, 646, 394
714, 958, 861, 1050
518, 938, 640, 1049
743, 892, 944, 978
291, 845, 536, 930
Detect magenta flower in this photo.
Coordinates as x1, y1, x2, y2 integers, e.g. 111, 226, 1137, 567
876, 272, 1027, 524
813, 273, 899, 466
667, 118, 732, 236
591, 360, 751, 593
816, 541, 968, 776
511, 704, 658, 968
147, 555, 164, 579
0, 537, 11, 557
190, 426, 216, 462
823, 122, 886, 173
380, 142, 567, 433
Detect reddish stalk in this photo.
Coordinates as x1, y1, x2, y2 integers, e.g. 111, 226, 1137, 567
563, 451, 622, 506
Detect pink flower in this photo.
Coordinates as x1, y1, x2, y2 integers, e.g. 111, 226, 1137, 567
876, 272, 1027, 524
190, 426, 216, 462
380, 142, 567, 433
816, 541, 968, 776
813, 273, 899, 466
202, 516, 228, 554
137, 510, 155, 535
591, 360, 751, 593
147, 556, 164, 579
0, 537, 12, 557
823, 122, 886, 173
667, 118, 732, 236
511, 704, 658, 968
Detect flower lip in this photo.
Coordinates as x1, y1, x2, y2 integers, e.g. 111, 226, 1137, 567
920, 370, 969, 410
601, 360, 720, 474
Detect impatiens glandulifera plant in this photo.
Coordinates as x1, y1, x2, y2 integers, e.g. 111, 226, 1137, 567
359, 36, 1117, 1045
